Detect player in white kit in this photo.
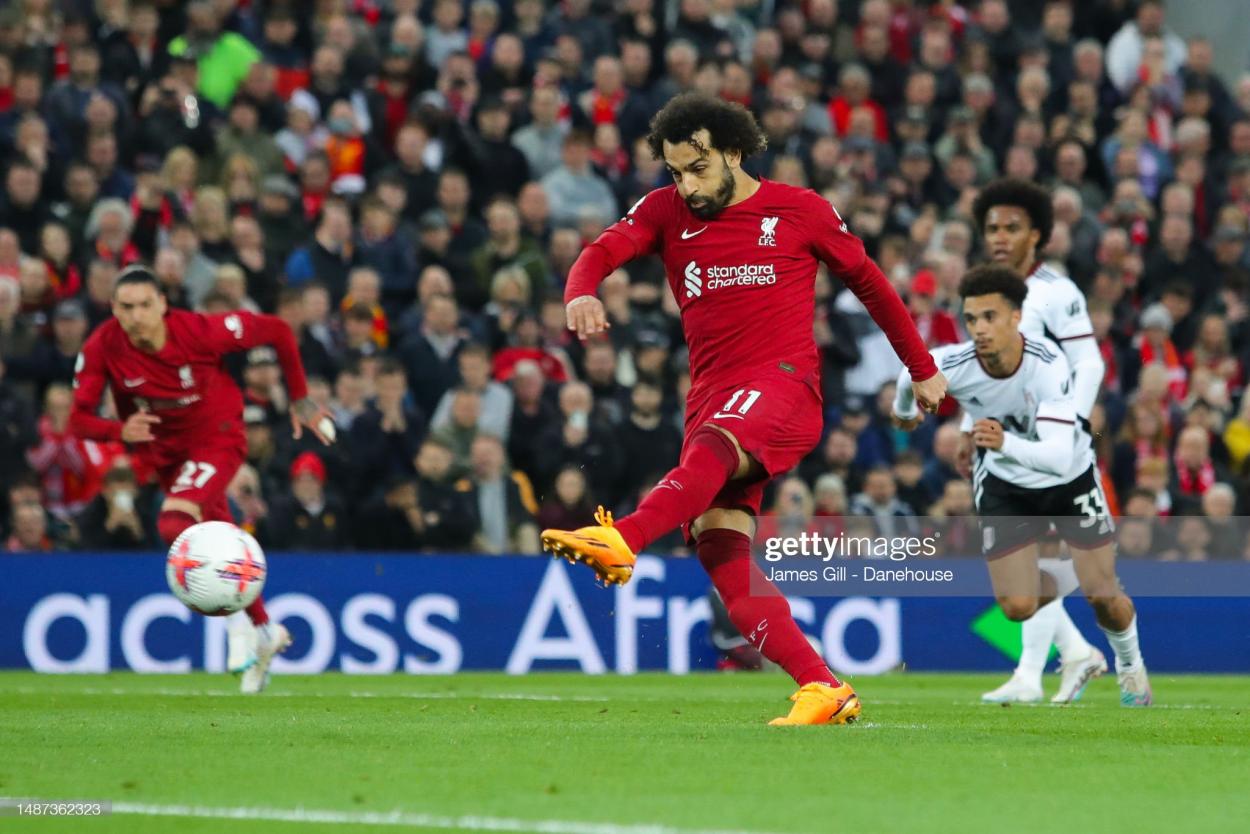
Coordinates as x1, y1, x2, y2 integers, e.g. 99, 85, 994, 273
968, 179, 1110, 703
894, 265, 1152, 707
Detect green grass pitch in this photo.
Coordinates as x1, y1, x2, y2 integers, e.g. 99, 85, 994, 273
1, 671, 1247, 834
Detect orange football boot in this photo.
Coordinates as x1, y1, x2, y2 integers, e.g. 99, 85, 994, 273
541, 505, 637, 586
768, 681, 862, 726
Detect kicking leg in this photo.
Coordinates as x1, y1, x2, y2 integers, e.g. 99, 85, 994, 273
541, 423, 745, 585
1071, 542, 1151, 706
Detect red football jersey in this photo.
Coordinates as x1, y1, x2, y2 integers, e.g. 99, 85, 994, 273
70, 309, 308, 451
593, 179, 935, 407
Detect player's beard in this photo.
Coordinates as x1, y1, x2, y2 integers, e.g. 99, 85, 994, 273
686, 166, 736, 220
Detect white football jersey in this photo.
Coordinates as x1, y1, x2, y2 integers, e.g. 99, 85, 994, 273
1021, 262, 1094, 343
899, 336, 1094, 489
1021, 262, 1105, 421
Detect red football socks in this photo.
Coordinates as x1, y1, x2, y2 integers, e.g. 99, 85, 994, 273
698, 528, 842, 688
615, 427, 740, 552
157, 510, 197, 546
245, 597, 269, 626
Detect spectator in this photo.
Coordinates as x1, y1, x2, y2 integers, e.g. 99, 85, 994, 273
5, 502, 56, 552
331, 364, 369, 432
284, 197, 356, 303
1105, 0, 1187, 96
431, 343, 513, 441
536, 380, 622, 500
1171, 424, 1229, 515
469, 197, 549, 310
1132, 303, 1187, 404
0, 157, 53, 255
78, 460, 150, 550
618, 377, 682, 500
469, 433, 540, 554
267, 452, 349, 550
398, 293, 467, 417
892, 450, 932, 519
849, 465, 919, 538
541, 130, 619, 227
168, 1, 262, 110
437, 168, 489, 260
461, 95, 531, 201
513, 88, 567, 184
0, 355, 36, 478
1141, 214, 1215, 304
44, 42, 129, 149
920, 422, 963, 499
537, 465, 596, 532
506, 359, 557, 482
430, 388, 481, 476
82, 201, 138, 274
226, 463, 269, 543
355, 475, 426, 550
214, 96, 285, 183
355, 199, 417, 318
5, 300, 89, 403
1184, 314, 1243, 405
412, 437, 479, 550
1200, 482, 1241, 558
85, 129, 135, 202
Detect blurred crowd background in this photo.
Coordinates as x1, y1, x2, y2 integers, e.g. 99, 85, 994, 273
3, 0, 1250, 558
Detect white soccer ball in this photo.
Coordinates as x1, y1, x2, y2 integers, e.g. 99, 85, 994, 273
166, 521, 267, 616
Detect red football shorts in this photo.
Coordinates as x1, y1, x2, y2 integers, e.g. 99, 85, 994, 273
682, 367, 823, 520
143, 432, 246, 522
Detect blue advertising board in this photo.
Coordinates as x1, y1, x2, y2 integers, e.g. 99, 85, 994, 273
2, 554, 1247, 673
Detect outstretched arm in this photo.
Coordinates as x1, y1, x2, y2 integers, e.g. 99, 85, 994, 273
563, 189, 669, 340
806, 195, 946, 410
201, 312, 335, 444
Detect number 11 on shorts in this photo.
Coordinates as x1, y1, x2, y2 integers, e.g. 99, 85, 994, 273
714, 389, 761, 420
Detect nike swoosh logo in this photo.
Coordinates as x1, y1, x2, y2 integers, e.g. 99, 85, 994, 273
123, 378, 146, 388
681, 227, 708, 240
711, 412, 745, 420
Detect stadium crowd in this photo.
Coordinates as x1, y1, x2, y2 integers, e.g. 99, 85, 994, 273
2, 0, 1250, 558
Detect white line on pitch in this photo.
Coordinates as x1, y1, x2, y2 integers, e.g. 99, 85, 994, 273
0, 798, 796, 834
3, 686, 608, 702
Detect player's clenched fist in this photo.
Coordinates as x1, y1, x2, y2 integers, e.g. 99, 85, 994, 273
566, 295, 609, 340
972, 418, 1005, 450
912, 370, 948, 414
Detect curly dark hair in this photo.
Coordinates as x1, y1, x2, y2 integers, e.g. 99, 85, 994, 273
972, 177, 1054, 250
645, 92, 768, 161
958, 264, 1029, 309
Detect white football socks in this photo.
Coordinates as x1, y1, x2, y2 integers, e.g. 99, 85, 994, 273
1038, 557, 1081, 597
1016, 600, 1058, 680
1051, 603, 1095, 662
1017, 559, 1094, 679
1099, 614, 1144, 672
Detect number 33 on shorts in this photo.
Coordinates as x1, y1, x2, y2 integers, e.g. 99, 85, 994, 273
171, 461, 218, 493
713, 389, 762, 421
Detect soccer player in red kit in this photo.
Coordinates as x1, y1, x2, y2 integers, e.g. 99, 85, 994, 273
69, 266, 335, 693
542, 94, 947, 725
